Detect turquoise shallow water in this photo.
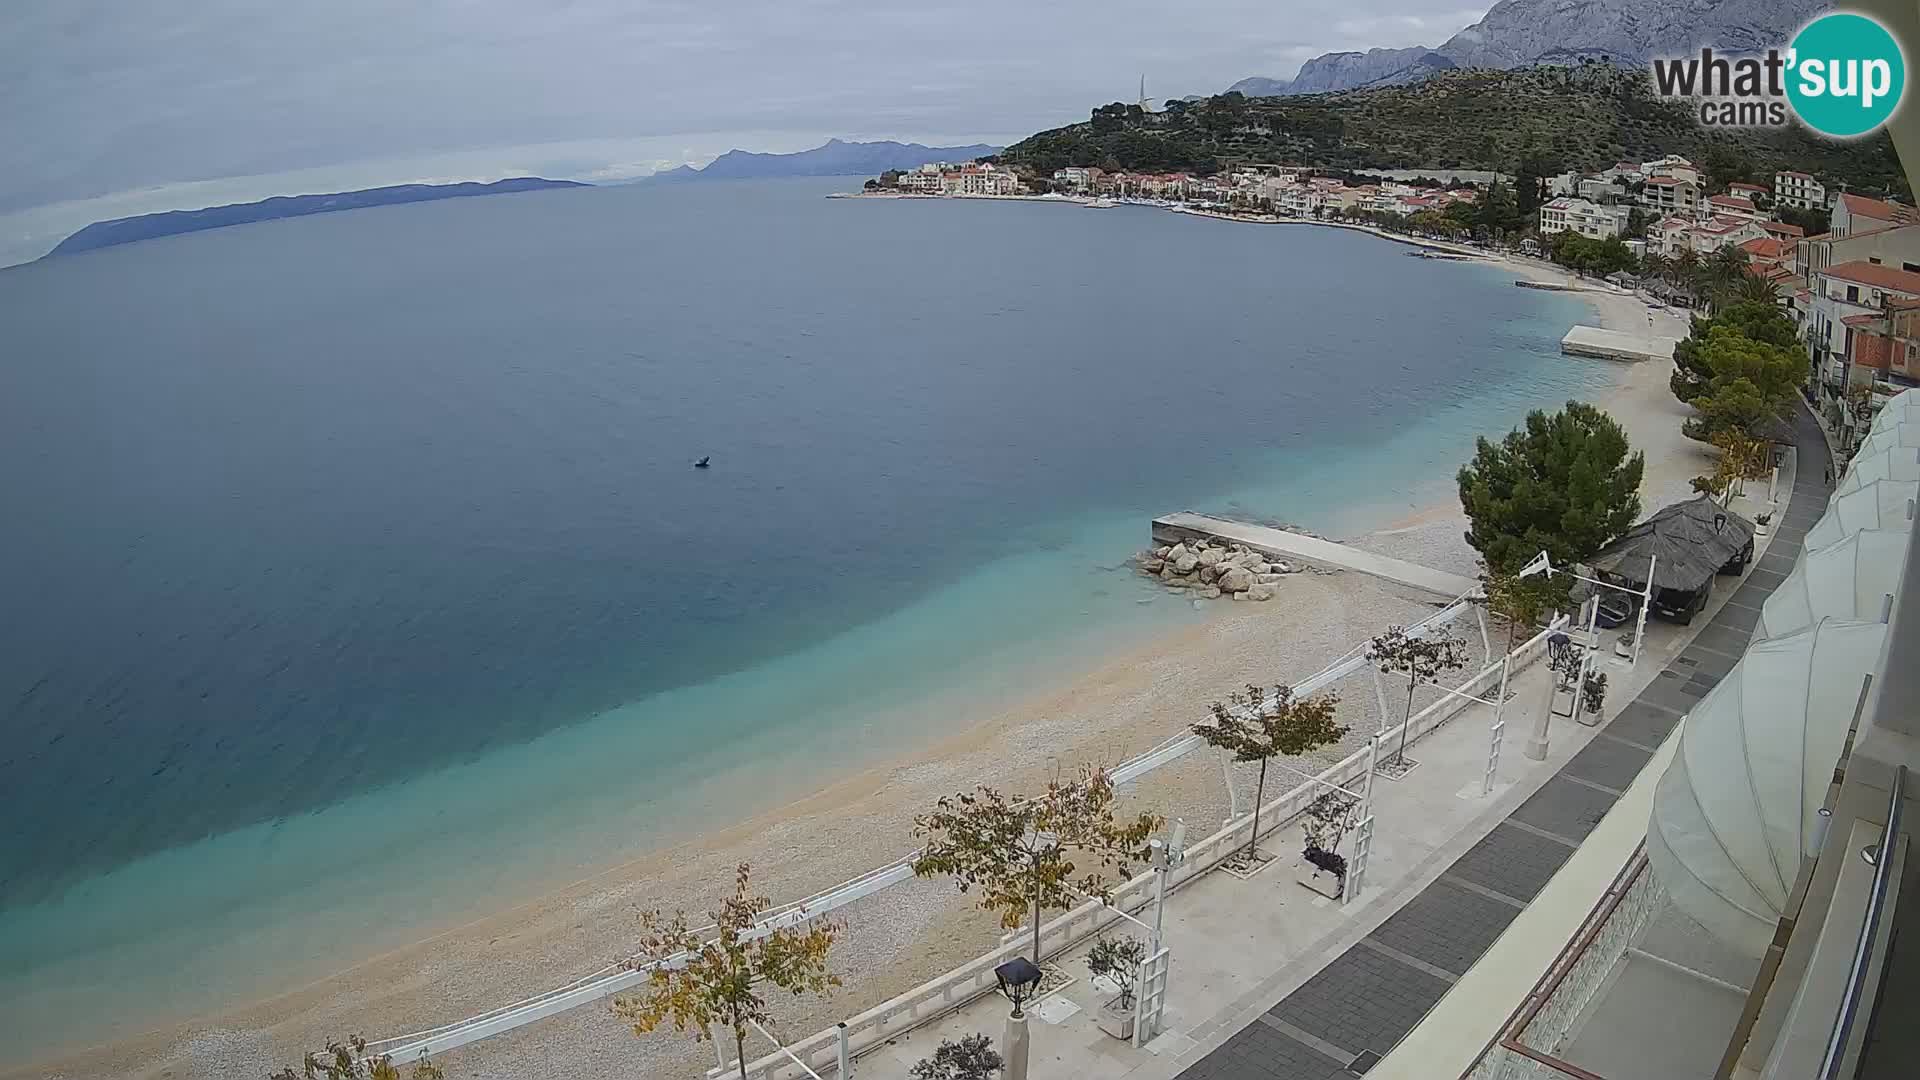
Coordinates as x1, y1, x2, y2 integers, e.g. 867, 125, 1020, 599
0, 179, 1604, 1055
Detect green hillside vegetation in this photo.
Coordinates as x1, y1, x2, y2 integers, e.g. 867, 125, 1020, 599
1000, 63, 1908, 197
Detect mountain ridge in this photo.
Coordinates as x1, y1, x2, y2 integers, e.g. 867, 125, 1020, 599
1229, 0, 1831, 96
648, 138, 1002, 181
44, 178, 587, 258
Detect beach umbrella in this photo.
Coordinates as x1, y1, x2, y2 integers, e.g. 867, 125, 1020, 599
1837, 445, 1920, 495
1853, 423, 1920, 463
1590, 495, 1753, 593
1647, 618, 1890, 955
1804, 479, 1918, 550
1758, 529, 1910, 639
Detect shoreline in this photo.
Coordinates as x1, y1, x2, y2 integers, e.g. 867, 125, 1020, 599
9, 218, 1705, 1080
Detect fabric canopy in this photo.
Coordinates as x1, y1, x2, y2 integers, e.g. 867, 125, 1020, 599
1804, 479, 1918, 550
1870, 398, 1920, 435
1854, 423, 1920, 463
1647, 618, 1891, 955
1837, 444, 1920, 495
1591, 495, 1753, 593
1758, 529, 1911, 639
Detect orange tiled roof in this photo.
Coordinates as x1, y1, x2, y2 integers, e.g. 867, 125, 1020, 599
1824, 260, 1920, 294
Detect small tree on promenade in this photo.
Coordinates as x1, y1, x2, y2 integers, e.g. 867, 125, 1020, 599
1190, 684, 1346, 860
913, 766, 1160, 966
912, 1033, 1004, 1080
614, 863, 841, 1080
267, 1037, 444, 1080
1367, 625, 1470, 768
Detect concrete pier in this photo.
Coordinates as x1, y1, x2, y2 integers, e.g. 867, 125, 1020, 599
1561, 324, 1679, 363
1152, 512, 1476, 598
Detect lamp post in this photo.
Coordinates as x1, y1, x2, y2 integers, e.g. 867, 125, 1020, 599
994, 958, 1043, 1080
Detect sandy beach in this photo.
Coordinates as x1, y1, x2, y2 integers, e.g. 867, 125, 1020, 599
13, 222, 1712, 1080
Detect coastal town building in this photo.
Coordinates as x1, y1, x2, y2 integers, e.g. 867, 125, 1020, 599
1728, 181, 1768, 203
1642, 154, 1701, 185
1649, 214, 1766, 257
1703, 193, 1763, 223
1051, 166, 1104, 191
1774, 169, 1827, 209
1805, 260, 1920, 402
1538, 196, 1628, 239
1832, 192, 1918, 239
1639, 176, 1701, 216
1578, 175, 1631, 204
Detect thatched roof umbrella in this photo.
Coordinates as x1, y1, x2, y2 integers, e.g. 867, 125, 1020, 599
1590, 495, 1755, 593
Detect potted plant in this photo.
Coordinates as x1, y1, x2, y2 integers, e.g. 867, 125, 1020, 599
1299, 790, 1359, 898
912, 1033, 1004, 1080
1614, 627, 1636, 660
1582, 670, 1609, 716
1087, 936, 1148, 1039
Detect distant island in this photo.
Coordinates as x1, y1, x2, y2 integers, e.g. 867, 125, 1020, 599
648, 138, 1003, 182
44, 177, 589, 258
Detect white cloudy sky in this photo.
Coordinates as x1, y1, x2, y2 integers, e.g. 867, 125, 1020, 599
0, 0, 1487, 253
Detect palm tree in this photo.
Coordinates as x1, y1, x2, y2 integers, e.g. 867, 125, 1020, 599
1640, 253, 1671, 299
1703, 246, 1750, 311
1732, 272, 1781, 308
1671, 249, 1703, 308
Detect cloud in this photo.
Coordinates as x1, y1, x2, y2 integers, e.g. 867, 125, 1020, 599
0, 0, 1495, 218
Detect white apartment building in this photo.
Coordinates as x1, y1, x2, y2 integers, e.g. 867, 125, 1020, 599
1642, 154, 1701, 185
1051, 167, 1102, 190
1703, 193, 1764, 223
1538, 196, 1628, 239
939, 166, 1020, 196
1639, 176, 1701, 215
1774, 170, 1827, 210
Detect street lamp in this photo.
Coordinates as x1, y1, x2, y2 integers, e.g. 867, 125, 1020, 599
994, 958, 1043, 1080
1517, 551, 1655, 760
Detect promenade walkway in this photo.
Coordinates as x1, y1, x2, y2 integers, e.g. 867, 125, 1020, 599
1170, 403, 1830, 1080
837, 411, 1822, 1080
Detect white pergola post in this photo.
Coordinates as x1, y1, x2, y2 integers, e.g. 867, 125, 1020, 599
1632, 555, 1656, 669
1483, 653, 1513, 796
1370, 667, 1392, 733
1345, 735, 1381, 904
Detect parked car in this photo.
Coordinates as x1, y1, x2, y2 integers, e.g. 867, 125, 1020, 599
1594, 594, 1636, 629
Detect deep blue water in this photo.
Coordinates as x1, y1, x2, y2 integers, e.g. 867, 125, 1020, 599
0, 178, 1601, 1053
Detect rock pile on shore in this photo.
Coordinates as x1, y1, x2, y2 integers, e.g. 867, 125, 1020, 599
1138, 539, 1301, 600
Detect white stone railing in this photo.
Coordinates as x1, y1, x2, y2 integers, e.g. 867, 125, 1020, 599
1466, 848, 1663, 1080
723, 619, 1569, 1079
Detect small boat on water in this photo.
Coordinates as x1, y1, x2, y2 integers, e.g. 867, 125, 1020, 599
1085, 198, 1116, 208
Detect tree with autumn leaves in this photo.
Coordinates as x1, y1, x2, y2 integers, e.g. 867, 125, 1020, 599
615, 863, 841, 1080
1190, 684, 1346, 862
912, 766, 1160, 966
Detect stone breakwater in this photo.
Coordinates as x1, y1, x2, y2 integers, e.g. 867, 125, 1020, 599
1136, 537, 1305, 600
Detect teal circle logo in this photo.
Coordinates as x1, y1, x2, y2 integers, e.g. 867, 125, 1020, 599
1787, 12, 1906, 138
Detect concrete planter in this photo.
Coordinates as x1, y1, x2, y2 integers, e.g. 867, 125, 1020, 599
1097, 995, 1136, 1040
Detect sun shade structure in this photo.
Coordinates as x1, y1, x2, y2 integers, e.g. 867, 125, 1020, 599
1804, 479, 1919, 550
1647, 618, 1891, 955
1853, 424, 1920, 463
1758, 529, 1911, 639
1590, 495, 1754, 593
1837, 445, 1920, 494
1869, 398, 1920, 436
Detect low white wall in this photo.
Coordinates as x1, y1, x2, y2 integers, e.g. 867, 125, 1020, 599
720, 620, 1569, 1079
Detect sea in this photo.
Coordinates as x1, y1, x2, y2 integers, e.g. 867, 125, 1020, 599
0, 178, 1604, 1058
